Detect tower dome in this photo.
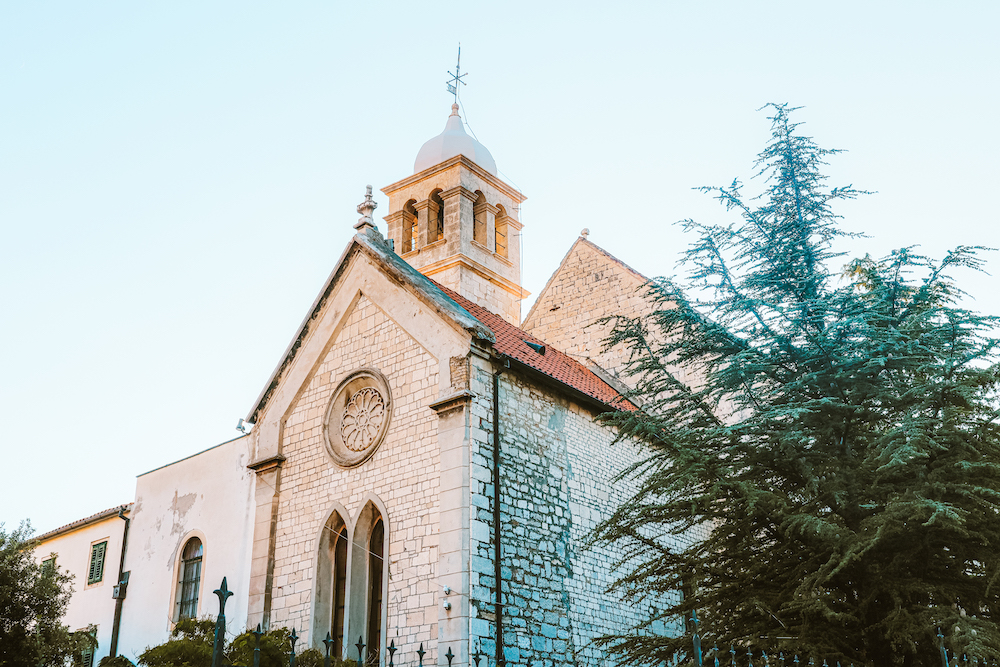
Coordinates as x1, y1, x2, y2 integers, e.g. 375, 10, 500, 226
413, 103, 497, 176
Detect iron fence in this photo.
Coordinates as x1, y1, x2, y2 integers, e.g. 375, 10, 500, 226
208, 577, 471, 667
200, 577, 996, 667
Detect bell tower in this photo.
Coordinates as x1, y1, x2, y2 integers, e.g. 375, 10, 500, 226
381, 103, 527, 325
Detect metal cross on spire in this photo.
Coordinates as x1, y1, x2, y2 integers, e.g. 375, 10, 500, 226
445, 44, 466, 103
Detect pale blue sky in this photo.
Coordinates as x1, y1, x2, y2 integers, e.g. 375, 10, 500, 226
2, 2, 998, 532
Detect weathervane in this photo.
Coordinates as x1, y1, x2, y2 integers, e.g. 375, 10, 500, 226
445, 44, 466, 103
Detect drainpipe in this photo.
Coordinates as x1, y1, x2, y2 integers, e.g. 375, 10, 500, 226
492, 361, 507, 667
109, 507, 131, 657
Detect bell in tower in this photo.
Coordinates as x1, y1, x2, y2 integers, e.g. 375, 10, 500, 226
381, 102, 527, 325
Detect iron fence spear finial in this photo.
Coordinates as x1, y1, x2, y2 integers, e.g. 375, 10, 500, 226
323, 631, 334, 667
356, 635, 366, 664
388, 640, 397, 667
418, 642, 426, 667
211, 578, 233, 667
689, 610, 702, 666
446, 647, 455, 667
289, 628, 298, 667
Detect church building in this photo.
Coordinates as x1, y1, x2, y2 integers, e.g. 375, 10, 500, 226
36, 100, 685, 666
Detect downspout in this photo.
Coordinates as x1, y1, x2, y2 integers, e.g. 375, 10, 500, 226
492, 361, 507, 667
109, 507, 131, 657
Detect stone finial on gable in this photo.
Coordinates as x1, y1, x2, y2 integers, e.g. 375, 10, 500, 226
355, 185, 378, 232
581, 228, 590, 239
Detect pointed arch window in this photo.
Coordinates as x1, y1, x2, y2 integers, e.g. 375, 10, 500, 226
332, 525, 349, 657
176, 537, 203, 620
366, 518, 385, 665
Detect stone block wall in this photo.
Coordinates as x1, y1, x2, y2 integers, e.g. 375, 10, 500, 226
271, 294, 441, 654
468, 366, 686, 667
523, 239, 696, 392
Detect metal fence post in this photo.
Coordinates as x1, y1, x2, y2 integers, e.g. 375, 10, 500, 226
211, 578, 233, 667
691, 611, 702, 666
252, 623, 263, 667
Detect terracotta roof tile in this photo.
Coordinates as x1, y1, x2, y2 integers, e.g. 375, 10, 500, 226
434, 283, 635, 411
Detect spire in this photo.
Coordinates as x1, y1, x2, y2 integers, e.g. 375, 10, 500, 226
355, 185, 378, 232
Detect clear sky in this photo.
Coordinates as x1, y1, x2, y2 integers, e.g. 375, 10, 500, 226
2, 2, 998, 532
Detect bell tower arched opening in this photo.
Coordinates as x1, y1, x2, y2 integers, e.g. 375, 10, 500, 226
381, 103, 528, 324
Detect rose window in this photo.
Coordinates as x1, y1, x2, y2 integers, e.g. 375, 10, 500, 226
341, 388, 386, 452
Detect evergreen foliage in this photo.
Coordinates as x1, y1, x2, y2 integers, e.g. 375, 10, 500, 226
98, 656, 136, 667
593, 104, 1000, 667
137, 618, 214, 667
0, 521, 96, 667
135, 619, 343, 667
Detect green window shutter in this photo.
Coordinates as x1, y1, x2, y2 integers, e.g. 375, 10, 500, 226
88, 542, 107, 585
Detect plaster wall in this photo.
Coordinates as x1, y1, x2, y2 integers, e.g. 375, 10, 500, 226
35, 515, 128, 662
115, 434, 255, 663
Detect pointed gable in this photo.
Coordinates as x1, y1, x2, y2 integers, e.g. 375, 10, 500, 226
521, 236, 653, 383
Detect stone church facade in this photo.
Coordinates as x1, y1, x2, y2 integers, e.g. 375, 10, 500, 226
36, 103, 687, 666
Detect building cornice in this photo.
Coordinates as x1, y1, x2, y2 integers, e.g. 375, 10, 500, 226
418, 254, 530, 298
381, 155, 526, 205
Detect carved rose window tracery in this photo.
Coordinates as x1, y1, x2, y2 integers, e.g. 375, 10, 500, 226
323, 369, 392, 467
341, 388, 386, 452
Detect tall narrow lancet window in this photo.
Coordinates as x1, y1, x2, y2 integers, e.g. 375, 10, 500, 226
332, 525, 349, 656
176, 537, 203, 620
366, 518, 385, 665
430, 190, 445, 242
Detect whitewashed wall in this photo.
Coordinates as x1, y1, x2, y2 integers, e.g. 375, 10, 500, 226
35, 513, 128, 663
115, 434, 255, 662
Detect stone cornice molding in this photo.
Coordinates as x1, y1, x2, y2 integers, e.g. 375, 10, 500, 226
419, 255, 530, 298
428, 390, 475, 414
247, 453, 287, 473
439, 185, 478, 203
495, 214, 523, 231
382, 155, 527, 205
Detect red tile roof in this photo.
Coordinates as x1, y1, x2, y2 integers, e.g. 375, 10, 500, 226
435, 284, 635, 411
